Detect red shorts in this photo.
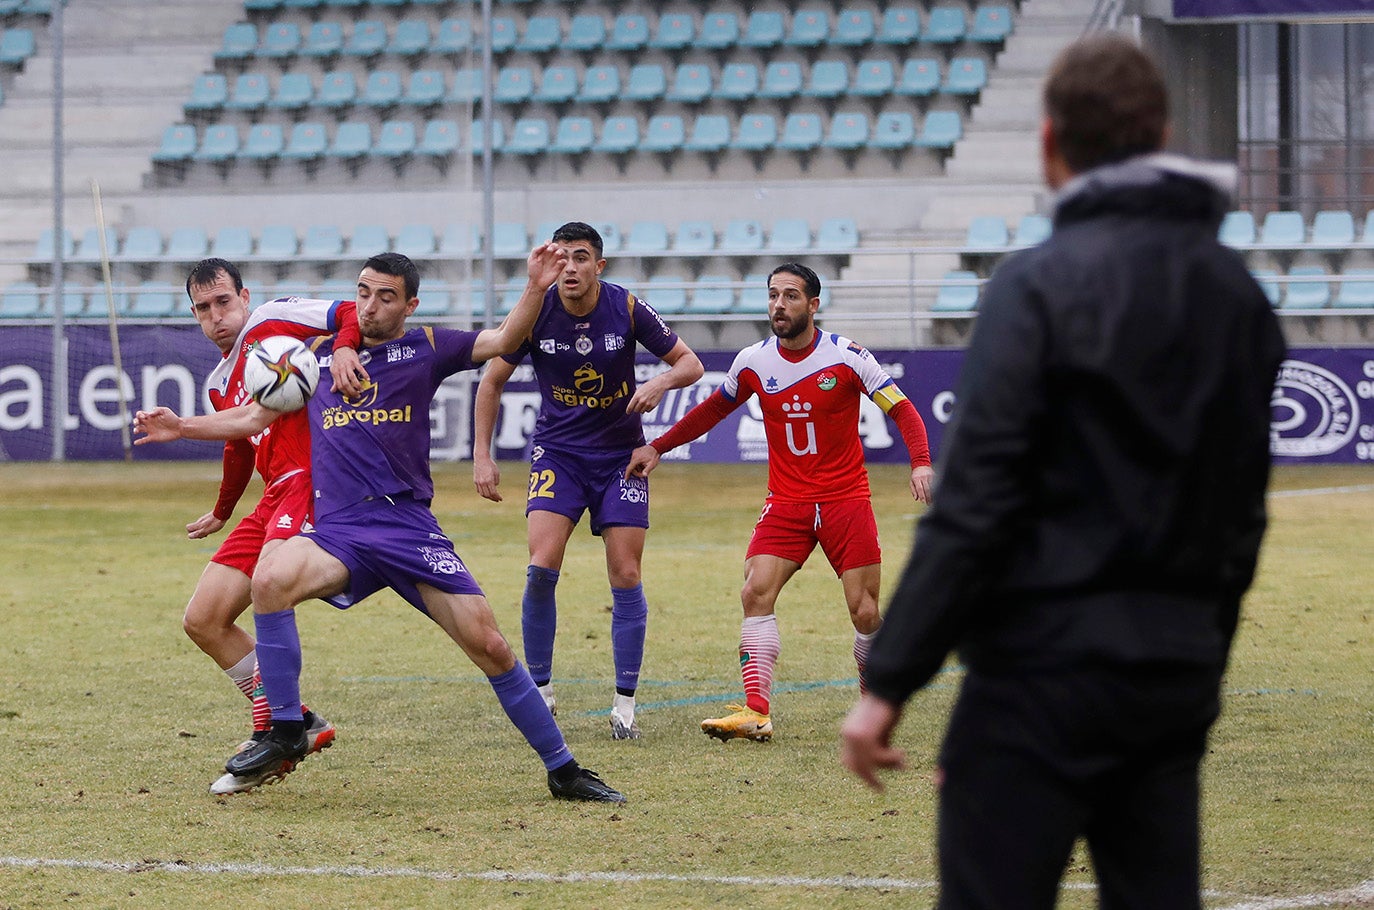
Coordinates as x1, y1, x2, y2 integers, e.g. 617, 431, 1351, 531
211, 470, 313, 576
745, 497, 881, 577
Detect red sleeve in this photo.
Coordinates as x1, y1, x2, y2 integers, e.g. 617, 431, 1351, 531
333, 300, 360, 349
651, 388, 741, 454
213, 438, 255, 521
890, 398, 932, 468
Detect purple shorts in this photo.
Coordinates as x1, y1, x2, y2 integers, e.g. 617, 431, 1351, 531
525, 446, 649, 535
304, 494, 484, 615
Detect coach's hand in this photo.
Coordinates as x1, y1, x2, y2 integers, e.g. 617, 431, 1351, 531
839, 695, 908, 792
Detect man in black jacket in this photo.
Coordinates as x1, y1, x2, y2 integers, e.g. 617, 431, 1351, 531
840, 35, 1285, 908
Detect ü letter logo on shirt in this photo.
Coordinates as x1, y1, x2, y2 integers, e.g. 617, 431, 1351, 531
782, 394, 817, 456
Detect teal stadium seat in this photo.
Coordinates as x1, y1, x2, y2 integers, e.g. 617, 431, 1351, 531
283, 121, 328, 167
578, 65, 619, 104
1310, 210, 1356, 247
699, 12, 739, 50
301, 21, 344, 60
242, 123, 285, 165
805, 60, 849, 99
317, 70, 358, 112
626, 64, 667, 103
741, 11, 785, 49
935, 270, 980, 311
493, 223, 528, 258
166, 226, 208, 260
405, 70, 446, 110
674, 221, 715, 253
361, 70, 404, 111
608, 14, 650, 52
489, 17, 518, 54
418, 119, 460, 166
925, 6, 967, 43
506, 118, 550, 156
1, 281, 43, 318
468, 119, 505, 155
120, 226, 164, 260
518, 16, 561, 54
35, 227, 74, 259
552, 116, 595, 154
301, 225, 344, 259
395, 224, 436, 257
966, 215, 1009, 249
723, 219, 765, 252
566, 15, 605, 53
1335, 269, 1374, 308
854, 59, 896, 97
260, 21, 301, 60
626, 221, 669, 254
327, 120, 372, 173
495, 66, 534, 105
449, 69, 482, 105
184, 73, 228, 116
195, 124, 239, 165
1218, 210, 1257, 247
1260, 210, 1305, 247
915, 110, 962, 149
225, 72, 270, 112
945, 57, 989, 95
817, 217, 859, 249
786, 9, 831, 48
760, 61, 803, 99
258, 225, 298, 260
597, 116, 640, 155
1283, 266, 1330, 309
719, 63, 760, 102
389, 19, 431, 57
768, 219, 811, 252
215, 23, 257, 63
376, 120, 417, 166
348, 224, 390, 257
434, 18, 473, 57
834, 8, 876, 46
268, 72, 314, 114
878, 6, 922, 44
596, 222, 624, 255
643, 276, 688, 315
872, 111, 916, 150
283, 0, 323, 11
897, 58, 941, 97
643, 115, 685, 153
1363, 210, 1374, 245
733, 113, 777, 153
825, 111, 870, 151
969, 4, 1014, 43
344, 20, 387, 58
779, 112, 823, 152
128, 282, 178, 318
652, 11, 695, 51
736, 274, 771, 314
688, 276, 735, 314
75, 227, 117, 261
245, 0, 284, 11
440, 223, 480, 257
211, 226, 253, 260
1013, 213, 1052, 246
685, 114, 730, 154
536, 65, 578, 104
668, 64, 712, 104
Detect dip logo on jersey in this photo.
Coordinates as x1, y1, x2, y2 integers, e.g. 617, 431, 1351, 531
1271, 359, 1357, 457
817, 371, 837, 391
575, 334, 594, 355
418, 544, 467, 576
781, 393, 817, 456
320, 379, 414, 429
551, 364, 631, 409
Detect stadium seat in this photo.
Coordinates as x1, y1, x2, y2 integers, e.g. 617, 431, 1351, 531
626, 221, 670, 255
495, 66, 534, 105
1218, 210, 1257, 247
878, 6, 922, 44
1282, 266, 1330, 309
805, 60, 849, 99
944, 57, 989, 95
434, 18, 473, 57
215, 23, 257, 63
327, 120, 372, 173
566, 14, 605, 53
417, 118, 460, 163
128, 282, 178, 318
871, 111, 916, 150
668, 64, 713, 104
361, 70, 403, 111
0, 27, 34, 65
688, 275, 735, 313
825, 111, 870, 151
488, 17, 518, 54
652, 11, 695, 51
674, 221, 715, 253
492, 223, 528, 258
505, 118, 550, 156
625, 64, 667, 103
241, 123, 285, 165
897, 58, 941, 97
965, 215, 1009, 249
759, 61, 804, 99
767, 219, 811, 252
536, 65, 578, 104
260, 21, 301, 60
301, 224, 344, 259
0, 281, 43, 319
1310, 210, 1356, 247
394, 224, 436, 257
699, 12, 739, 50
258, 225, 298, 260
449, 69, 482, 106
195, 124, 239, 165
854, 59, 896, 97
834, 8, 876, 46
224, 72, 270, 112
934, 270, 980, 311
1013, 213, 1053, 246
786, 9, 831, 48
552, 116, 594, 155
411, 287, 450, 318
595, 222, 623, 255
741, 11, 785, 49
120, 226, 164, 260
283, 0, 323, 11
733, 113, 777, 153
685, 114, 731, 153
779, 112, 823, 152
578, 65, 620, 104
152, 123, 197, 166
211, 226, 253, 260
301, 21, 344, 60
1260, 210, 1306, 246
736, 273, 771, 314
969, 4, 1014, 43
166, 226, 209, 260
348, 223, 390, 256
817, 217, 859, 249
925, 7, 967, 43
719, 63, 760, 102
440, 223, 480, 256
283, 121, 328, 166
596, 116, 640, 155
607, 13, 649, 51
1334, 269, 1374, 308
642, 115, 685, 153
402, 70, 445, 111
316, 70, 358, 112
267, 72, 313, 114
375, 120, 417, 166
184, 73, 228, 116
389, 19, 431, 58
643, 276, 688, 315
343, 19, 388, 58
75, 227, 117, 261
915, 110, 963, 148
468, 119, 505, 155
518, 15, 561, 54
34, 228, 74, 260
723, 219, 765, 252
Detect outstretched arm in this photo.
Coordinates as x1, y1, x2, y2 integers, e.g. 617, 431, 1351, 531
472, 357, 520, 502
624, 387, 740, 479
133, 403, 278, 445
626, 339, 704, 414
471, 243, 566, 363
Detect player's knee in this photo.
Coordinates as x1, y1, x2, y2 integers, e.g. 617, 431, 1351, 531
249, 566, 291, 613
182, 595, 233, 645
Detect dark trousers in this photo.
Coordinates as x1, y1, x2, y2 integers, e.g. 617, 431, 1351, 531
935, 663, 1223, 910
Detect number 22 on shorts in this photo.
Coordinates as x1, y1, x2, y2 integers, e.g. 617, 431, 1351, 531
528, 468, 556, 500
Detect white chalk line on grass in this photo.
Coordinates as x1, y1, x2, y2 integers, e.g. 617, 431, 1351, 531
3, 856, 1370, 907
1268, 483, 1374, 499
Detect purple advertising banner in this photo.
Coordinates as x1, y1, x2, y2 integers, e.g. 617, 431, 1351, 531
3, 326, 1373, 465
1174, 0, 1372, 16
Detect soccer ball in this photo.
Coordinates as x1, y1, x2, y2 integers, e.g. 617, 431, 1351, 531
242, 335, 320, 412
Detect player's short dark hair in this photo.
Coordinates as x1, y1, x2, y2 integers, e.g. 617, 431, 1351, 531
364, 252, 421, 300
1043, 34, 1168, 174
551, 221, 604, 259
185, 257, 243, 301
769, 262, 822, 300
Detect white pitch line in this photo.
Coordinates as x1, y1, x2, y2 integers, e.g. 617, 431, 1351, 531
1268, 484, 1374, 499
1211, 880, 1374, 910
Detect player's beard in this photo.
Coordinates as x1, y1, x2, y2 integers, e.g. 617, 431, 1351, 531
771, 309, 811, 341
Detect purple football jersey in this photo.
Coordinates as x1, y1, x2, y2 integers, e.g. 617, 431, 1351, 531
503, 281, 679, 453
310, 326, 478, 517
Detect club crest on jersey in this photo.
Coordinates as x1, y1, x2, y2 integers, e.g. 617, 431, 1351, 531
575, 335, 593, 355
817, 371, 837, 391
765, 376, 779, 391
